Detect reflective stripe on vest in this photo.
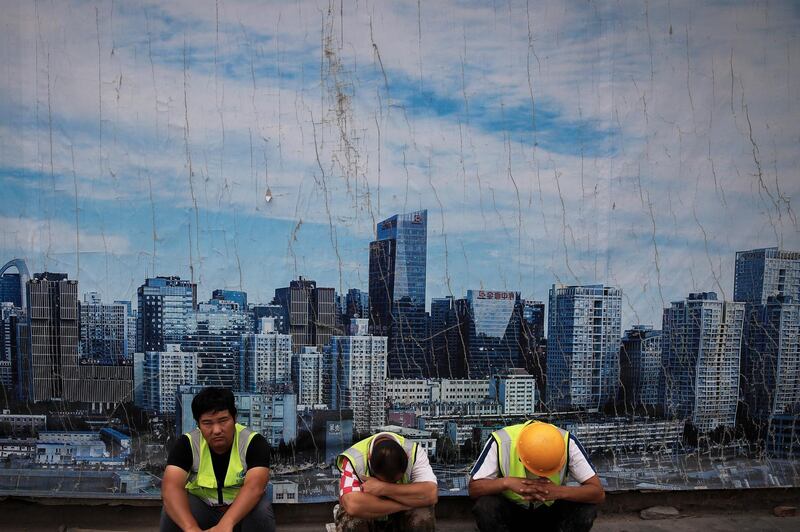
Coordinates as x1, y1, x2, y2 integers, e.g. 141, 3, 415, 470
185, 423, 256, 506
492, 421, 569, 509
336, 432, 417, 484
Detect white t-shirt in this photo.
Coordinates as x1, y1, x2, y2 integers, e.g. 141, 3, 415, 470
470, 434, 596, 484
368, 432, 437, 484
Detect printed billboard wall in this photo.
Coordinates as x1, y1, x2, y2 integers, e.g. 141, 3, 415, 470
1, 0, 799, 507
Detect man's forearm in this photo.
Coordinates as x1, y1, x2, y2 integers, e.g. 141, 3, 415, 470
380, 482, 437, 507
551, 483, 604, 504
468, 478, 508, 498
218, 483, 265, 528
163, 485, 201, 532
341, 492, 411, 519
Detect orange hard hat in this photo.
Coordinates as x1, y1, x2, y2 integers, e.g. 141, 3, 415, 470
516, 422, 566, 477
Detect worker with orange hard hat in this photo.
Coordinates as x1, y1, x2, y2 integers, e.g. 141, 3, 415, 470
468, 420, 605, 532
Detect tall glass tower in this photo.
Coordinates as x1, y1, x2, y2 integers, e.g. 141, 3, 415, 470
369, 209, 428, 378
136, 276, 197, 353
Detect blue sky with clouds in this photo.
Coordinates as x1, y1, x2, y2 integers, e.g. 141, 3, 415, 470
1, 0, 798, 328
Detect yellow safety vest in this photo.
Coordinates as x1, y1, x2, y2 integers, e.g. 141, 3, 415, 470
337, 432, 418, 483
492, 421, 570, 509
185, 423, 257, 506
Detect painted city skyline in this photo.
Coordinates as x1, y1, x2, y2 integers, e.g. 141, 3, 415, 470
1, 0, 798, 332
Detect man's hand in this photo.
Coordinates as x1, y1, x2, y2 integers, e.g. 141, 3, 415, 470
204, 523, 233, 532
525, 478, 561, 502
502, 477, 551, 501
361, 478, 389, 498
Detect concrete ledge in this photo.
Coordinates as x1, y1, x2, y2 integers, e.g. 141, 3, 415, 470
2, 487, 800, 527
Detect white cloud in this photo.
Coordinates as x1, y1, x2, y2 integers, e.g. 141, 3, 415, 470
0, 216, 131, 255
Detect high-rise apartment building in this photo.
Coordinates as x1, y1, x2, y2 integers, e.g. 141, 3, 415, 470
330, 319, 388, 434
369, 210, 428, 378
740, 296, 800, 421
136, 276, 196, 352
240, 317, 293, 392
456, 290, 523, 379
546, 284, 622, 411
620, 325, 662, 410
139, 345, 197, 415
661, 292, 744, 432
734, 248, 800, 423
79, 292, 128, 364
291, 346, 325, 409
734, 248, 800, 304
274, 277, 336, 353
489, 368, 539, 416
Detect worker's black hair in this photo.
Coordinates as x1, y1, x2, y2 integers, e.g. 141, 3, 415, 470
370, 438, 408, 480
191, 387, 237, 422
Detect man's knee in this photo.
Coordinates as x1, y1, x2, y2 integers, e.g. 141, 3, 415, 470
560, 502, 597, 532
573, 503, 598, 529
472, 495, 506, 520
239, 493, 276, 532
405, 506, 436, 531
334, 504, 371, 532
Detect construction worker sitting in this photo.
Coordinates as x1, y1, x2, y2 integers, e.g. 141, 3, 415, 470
160, 387, 275, 532
335, 431, 438, 531
469, 420, 604, 532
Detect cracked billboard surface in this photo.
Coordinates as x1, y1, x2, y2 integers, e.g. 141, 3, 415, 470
1, 0, 799, 503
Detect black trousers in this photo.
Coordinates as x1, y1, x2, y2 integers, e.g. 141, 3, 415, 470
472, 495, 597, 532
160, 492, 276, 532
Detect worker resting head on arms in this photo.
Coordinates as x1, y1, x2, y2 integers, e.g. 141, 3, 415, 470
468, 421, 605, 532
335, 430, 439, 532
160, 387, 275, 532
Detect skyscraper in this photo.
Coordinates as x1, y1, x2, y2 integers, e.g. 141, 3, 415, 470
182, 299, 249, 390
734, 248, 800, 423
79, 292, 128, 364
330, 318, 388, 434
136, 276, 196, 352
0, 258, 30, 309
620, 325, 662, 411
368, 209, 428, 378
0, 302, 22, 387
18, 272, 80, 402
240, 317, 293, 392
661, 292, 745, 432
456, 290, 523, 379
274, 277, 336, 353
546, 284, 622, 411
429, 296, 462, 379
344, 288, 370, 320
520, 299, 546, 399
